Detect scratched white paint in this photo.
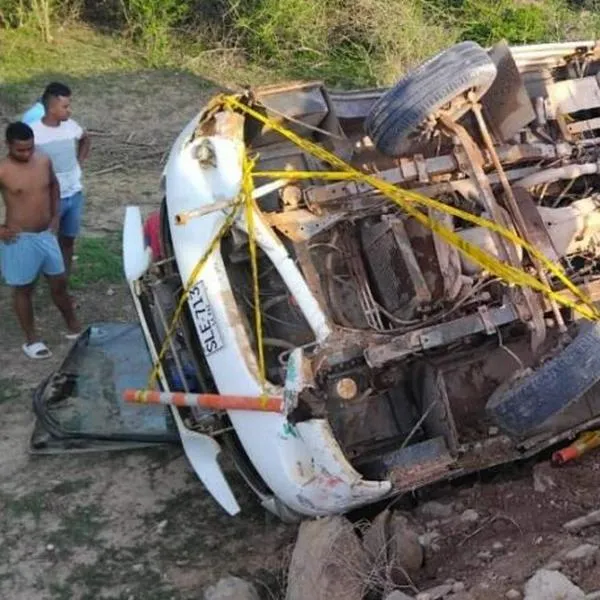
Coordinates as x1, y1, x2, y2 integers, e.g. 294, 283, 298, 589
151, 120, 390, 516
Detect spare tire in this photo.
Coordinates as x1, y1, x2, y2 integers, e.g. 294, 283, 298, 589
365, 41, 497, 157
486, 322, 600, 439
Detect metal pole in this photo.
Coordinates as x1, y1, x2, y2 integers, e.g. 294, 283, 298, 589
470, 99, 567, 333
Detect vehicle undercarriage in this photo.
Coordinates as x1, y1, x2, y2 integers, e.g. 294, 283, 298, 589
42, 38, 600, 519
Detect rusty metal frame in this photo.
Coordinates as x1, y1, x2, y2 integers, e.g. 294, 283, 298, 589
439, 114, 547, 352
304, 143, 570, 207
469, 99, 567, 334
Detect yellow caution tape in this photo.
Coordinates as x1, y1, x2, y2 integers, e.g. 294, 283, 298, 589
222, 95, 600, 321
148, 148, 269, 397
147, 197, 244, 389
242, 153, 268, 399
148, 91, 600, 391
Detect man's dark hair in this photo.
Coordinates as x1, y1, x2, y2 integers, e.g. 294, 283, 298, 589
6, 121, 33, 143
41, 81, 71, 109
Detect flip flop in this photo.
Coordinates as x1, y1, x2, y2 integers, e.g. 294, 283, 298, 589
22, 342, 52, 360
64, 331, 82, 340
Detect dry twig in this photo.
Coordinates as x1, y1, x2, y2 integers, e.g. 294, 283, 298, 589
89, 164, 125, 176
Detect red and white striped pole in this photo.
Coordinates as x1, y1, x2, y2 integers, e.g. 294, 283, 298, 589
123, 389, 284, 413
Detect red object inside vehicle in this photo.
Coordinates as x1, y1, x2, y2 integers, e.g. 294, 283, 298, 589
143, 210, 162, 261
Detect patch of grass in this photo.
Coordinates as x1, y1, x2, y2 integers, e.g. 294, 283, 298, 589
226, 0, 456, 86
70, 234, 123, 289
453, 0, 600, 46
2, 490, 47, 520
2, 1, 600, 93
47, 504, 106, 549
0, 24, 144, 109
0, 378, 21, 405
0, 23, 140, 81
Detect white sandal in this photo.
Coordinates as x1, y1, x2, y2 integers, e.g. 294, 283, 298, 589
22, 341, 52, 360
64, 331, 82, 340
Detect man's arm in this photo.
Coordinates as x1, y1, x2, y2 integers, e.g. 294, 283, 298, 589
48, 158, 60, 233
0, 165, 18, 242
77, 130, 91, 163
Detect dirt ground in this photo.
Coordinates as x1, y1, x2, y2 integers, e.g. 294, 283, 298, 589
0, 71, 296, 600
2, 69, 600, 600
397, 457, 600, 598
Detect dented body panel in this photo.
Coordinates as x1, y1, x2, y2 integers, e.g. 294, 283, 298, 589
125, 39, 600, 518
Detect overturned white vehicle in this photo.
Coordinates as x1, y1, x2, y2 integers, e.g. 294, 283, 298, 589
121, 39, 600, 519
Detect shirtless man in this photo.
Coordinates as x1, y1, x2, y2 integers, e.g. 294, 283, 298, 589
0, 122, 82, 359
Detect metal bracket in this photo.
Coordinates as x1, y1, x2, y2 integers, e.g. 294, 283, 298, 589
414, 153, 430, 183
477, 305, 496, 335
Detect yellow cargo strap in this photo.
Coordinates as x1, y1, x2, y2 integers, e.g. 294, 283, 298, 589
148, 147, 268, 396
148, 93, 600, 393
222, 94, 600, 321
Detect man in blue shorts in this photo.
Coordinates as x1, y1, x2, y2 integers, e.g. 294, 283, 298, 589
0, 122, 82, 359
30, 82, 91, 278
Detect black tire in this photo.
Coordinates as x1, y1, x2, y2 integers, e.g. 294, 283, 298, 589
486, 323, 600, 438
365, 41, 497, 157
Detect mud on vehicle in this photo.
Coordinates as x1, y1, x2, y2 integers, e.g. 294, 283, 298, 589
122, 39, 600, 519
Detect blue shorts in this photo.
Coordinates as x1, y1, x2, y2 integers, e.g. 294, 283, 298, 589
0, 230, 65, 286
59, 191, 84, 238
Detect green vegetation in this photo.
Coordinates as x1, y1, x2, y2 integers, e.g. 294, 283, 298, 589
70, 234, 122, 289
0, 378, 20, 404
46, 504, 106, 547
1, 0, 600, 89
2, 489, 47, 520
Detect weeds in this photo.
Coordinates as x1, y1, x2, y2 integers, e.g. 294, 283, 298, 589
1, 0, 600, 87
0, 378, 20, 404
30, 0, 53, 41
226, 0, 455, 86
71, 234, 122, 289
120, 0, 188, 66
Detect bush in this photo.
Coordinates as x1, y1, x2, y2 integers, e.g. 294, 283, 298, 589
0, 0, 81, 37
120, 0, 188, 66
0, 0, 27, 28
451, 0, 600, 46
0, 0, 55, 38
227, 0, 455, 86
2, 0, 600, 86
458, 0, 549, 45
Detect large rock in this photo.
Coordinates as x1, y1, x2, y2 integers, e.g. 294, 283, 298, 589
523, 569, 585, 600
204, 576, 260, 600
286, 516, 367, 600
363, 509, 424, 587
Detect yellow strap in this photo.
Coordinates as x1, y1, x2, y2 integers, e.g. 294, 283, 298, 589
147, 92, 600, 391
223, 95, 600, 321
242, 153, 268, 398
147, 198, 244, 389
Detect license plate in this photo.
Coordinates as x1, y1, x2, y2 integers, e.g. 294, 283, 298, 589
188, 281, 224, 357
